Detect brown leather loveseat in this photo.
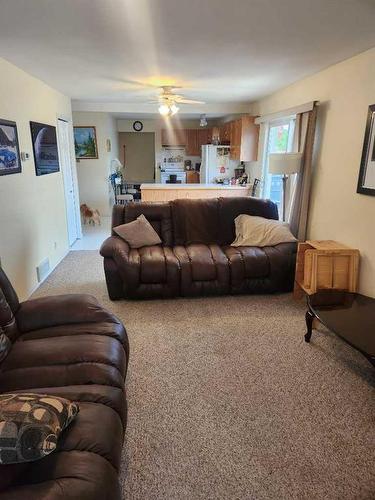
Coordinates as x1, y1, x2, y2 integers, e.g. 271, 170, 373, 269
100, 197, 297, 300
0, 268, 129, 499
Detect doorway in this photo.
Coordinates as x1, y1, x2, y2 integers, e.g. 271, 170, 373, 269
118, 132, 155, 183
57, 118, 81, 246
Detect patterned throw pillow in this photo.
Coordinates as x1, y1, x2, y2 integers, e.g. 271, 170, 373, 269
0, 331, 11, 363
0, 393, 79, 464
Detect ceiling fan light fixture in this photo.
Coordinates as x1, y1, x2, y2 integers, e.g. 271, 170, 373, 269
158, 104, 170, 116
170, 104, 179, 115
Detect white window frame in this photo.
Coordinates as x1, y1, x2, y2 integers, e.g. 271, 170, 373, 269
261, 116, 296, 200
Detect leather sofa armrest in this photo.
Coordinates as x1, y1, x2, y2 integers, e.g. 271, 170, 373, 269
16, 294, 122, 333
100, 236, 130, 260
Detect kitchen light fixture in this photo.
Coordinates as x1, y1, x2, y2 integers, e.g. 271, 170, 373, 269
200, 114, 208, 127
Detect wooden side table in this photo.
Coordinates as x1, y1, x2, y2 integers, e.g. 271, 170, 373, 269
294, 240, 360, 299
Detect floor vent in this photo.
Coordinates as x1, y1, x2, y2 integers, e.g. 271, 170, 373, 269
36, 258, 50, 283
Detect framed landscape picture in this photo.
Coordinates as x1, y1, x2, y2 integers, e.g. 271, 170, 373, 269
30, 121, 60, 176
0, 119, 21, 176
74, 126, 98, 159
357, 104, 375, 196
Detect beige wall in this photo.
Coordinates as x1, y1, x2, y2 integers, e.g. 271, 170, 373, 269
119, 132, 155, 182
73, 112, 119, 216
252, 47, 375, 297
117, 118, 212, 182
0, 57, 74, 300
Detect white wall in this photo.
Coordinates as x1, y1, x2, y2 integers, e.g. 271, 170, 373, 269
73, 112, 119, 216
252, 47, 375, 297
0, 57, 75, 300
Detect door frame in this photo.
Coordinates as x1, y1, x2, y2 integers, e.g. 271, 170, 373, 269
57, 116, 82, 245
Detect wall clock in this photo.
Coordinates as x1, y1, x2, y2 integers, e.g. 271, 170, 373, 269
133, 120, 143, 132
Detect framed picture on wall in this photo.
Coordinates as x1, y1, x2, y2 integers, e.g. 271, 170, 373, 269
30, 121, 60, 176
73, 126, 98, 159
357, 104, 375, 196
0, 119, 22, 176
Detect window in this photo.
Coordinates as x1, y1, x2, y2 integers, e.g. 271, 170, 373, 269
262, 117, 295, 217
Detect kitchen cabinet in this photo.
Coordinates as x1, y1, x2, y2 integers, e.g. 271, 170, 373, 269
185, 129, 200, 156
219, 123, 231, 144
197, 128, 212, 151
229, 116, 259, 162
184, 128, 212, 156
186, 171, 200, 183
161, 128, 186, 147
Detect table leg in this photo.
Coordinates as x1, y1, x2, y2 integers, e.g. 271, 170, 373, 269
305, 309, 314, 343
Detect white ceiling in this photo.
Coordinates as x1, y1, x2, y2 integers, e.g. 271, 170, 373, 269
1, 0, 375, 114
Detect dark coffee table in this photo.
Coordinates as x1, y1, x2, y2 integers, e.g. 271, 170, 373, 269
305, 290, 375, 367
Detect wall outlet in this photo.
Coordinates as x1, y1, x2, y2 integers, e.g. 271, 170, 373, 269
54, 241, 57, 250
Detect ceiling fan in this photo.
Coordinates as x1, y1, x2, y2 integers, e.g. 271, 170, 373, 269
149, 86, 205, 116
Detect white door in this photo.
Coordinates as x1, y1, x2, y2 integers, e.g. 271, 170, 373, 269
57, 119, 79, 246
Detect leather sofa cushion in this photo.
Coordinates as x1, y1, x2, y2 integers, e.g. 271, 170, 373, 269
218, 197, 279, 245
171, 198, 221, 245
17, 321, 128, 359
0, 332, 11, 363
0, 289, 19, 342
223, 246, 270, 281
173, 244, 230, 296
0, 268, 19, 315
0, 335, 126, 392
0, 450, 121, 500
58, 402, 123, 470
138, 246, 177, 284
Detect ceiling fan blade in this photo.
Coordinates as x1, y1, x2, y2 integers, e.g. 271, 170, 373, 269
175, 98, 206, 104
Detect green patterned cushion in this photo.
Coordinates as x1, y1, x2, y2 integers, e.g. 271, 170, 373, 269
0, 393, 79, 464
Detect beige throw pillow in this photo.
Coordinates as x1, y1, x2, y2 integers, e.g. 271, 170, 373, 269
114, 214, 162, 249
232, 214, 297, 247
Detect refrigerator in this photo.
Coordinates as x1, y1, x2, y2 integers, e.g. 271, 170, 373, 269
200, 145, 236, 184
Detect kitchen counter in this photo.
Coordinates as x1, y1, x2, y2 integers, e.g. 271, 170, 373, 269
141, 183, 251, 202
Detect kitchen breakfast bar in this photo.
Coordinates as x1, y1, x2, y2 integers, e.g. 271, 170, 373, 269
140, 183, 251, 202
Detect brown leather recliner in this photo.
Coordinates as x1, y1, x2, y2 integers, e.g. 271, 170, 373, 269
100, 197, 297, 300
0, 268, 129, 500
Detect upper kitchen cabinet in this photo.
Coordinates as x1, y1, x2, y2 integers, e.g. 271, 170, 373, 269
161, 128, 186, 147
197, 128, 212, 149
185, 128, 212, 156
185, 129, 200, 156
229, 116, 259, 161
219, 122, 231, 144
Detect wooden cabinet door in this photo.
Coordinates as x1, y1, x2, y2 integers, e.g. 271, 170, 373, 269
230, 120, 241, 160
186, 171, 200, 183
239, 116, 259, 162
185, 129, 199, 156
221, 123, 231, 144
197, 128, 212, 152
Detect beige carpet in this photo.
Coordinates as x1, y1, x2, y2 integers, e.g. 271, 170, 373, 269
33, 251, 375, 500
